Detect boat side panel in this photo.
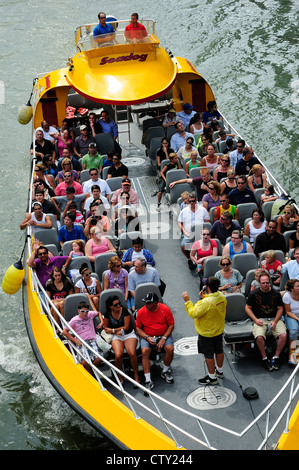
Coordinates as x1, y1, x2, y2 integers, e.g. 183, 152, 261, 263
277, 400, 299, 450
25, 268, 181, 450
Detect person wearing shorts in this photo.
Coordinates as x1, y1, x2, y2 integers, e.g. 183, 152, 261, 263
182, 276, 227, 385
136, 292, 175, 393
246, 272, 287, 371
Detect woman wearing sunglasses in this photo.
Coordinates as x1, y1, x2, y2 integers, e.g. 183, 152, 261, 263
103, 295, 140, 385
276, 204, 299, 234
214, 255, 243, 294
75, 262, 102, 311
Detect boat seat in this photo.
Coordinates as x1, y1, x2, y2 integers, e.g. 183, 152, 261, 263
223, 293, 254, 362
64, 293, 91, 322
45, 244, 60, 257
45, 213, 58, 231
232, 253, 258, 278
168, 182, 193, 205
236, 202, 258, 228
118, 231, 143, 250
283, 230, 296, 252
62, 239, 85, 256
94, 132, 115, 155
261, 201, 274, 222
94, 252, 117, 280
279, 269, 289, 290
253, 187, 265, 206
102, 166, 110, 180
203, 256, 222, 278
166, 125, 176, 141
79, 169, 91, 184
149, 136, 163, 162
142, 118, 162, 132
67, 256, 93, 279
218, 139, 237, 153
145, 126, 165, 149
189, 222, 212, 242
258, 250, 286, 267
99, 288, 127, 316
134, 282, 163, 311
166, 169, 187, 192
34, 227, 60, 251
244, 269, 258, 297
106, 176, 123, 192
189, 167, 204, 179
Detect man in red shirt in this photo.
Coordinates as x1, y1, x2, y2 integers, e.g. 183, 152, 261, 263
136, 292, 175, 393
124, 13, 149, 44
55, 171, 84, 196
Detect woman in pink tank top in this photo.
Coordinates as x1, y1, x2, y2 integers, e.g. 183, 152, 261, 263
85, 226, 116, 263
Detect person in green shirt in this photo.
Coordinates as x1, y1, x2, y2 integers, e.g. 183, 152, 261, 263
82, 142, 103, 174
182, 276, 227, 385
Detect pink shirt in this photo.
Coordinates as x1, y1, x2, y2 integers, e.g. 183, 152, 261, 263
55, 181, 83, 196
191, 239, 217, 259
90, 237, 109, 256
67, 311, 98, 341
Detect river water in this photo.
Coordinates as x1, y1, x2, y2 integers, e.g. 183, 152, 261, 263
0, 0, 298, 450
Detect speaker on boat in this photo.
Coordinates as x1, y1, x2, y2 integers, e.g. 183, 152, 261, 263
2, 260, 25, 295
18, 100, 33, 125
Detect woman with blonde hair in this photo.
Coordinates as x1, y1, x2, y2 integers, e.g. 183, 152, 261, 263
57, 157, 80, 183
247, 164, 267, 191
33, 162, 56, 191
213, 155, 234, 182
276, 204, 299, 234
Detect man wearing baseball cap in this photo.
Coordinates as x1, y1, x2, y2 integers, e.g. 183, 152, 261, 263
177, 103, 196, 127
110, 178, 140, 206
136, 292, 175, 393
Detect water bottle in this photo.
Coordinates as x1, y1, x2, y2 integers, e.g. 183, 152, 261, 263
152, 336, 156, 343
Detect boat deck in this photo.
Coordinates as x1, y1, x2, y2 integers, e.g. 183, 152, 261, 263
87, 117, 295, 450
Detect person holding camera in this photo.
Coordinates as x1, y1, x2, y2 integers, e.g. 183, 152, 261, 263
182, 276, 227, 385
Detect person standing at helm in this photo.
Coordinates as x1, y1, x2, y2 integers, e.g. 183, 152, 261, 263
124, 13, 149, 43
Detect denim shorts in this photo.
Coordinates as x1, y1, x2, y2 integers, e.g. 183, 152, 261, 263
140, 335, 173, 350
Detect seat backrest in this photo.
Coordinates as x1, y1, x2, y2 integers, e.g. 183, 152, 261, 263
134, 282, 163, 311
79, 169, 91, 184
203, 256, 222, 278
68, 255, 92, 273
94, 252, 117, 279
280, 269, 289, 290
219, 139, 237, 153
169, 182, 192, 205
142, 118, 162, 132
118, 231, 143, 250
64, 293, 90, 322
166, 169, 187, 192
106, 176, 123, 192
94, 132, 115, 154
145, 127, 165, 149
35, 227, 60, 250
149, 137, 163, 161
45, 244, 59, 257
45, 213, 58, 231
189, 167, 204, 179
253, 187, 265, 206
262, 201, 274, 221
244, 269, 258, 297
225, 293, 247, 322
236, 202, 258, 227
166, 125, 177, 141
283, 230, 296, 252
259, 250, 286, 266
99, 288, 127, 316
232, 253, 258, 278
102, 166, 110, 180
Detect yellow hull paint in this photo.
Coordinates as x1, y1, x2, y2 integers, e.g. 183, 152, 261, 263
26, 268, 183, 450
65, 42, 177, 105
277, 401, 299, 450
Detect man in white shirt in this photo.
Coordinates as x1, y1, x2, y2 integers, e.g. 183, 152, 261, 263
279, 247, 299, 280
177, 103, 196, 128
35, 120, 57, 143
230, 139, 246, 169
178, 192, 210, 265
82, 168, 111, 198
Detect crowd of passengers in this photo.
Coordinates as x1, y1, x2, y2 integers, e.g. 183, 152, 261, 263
23, 99, 299, 388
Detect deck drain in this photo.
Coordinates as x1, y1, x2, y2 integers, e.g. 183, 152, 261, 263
174, 336, 198, 356
187, 387, 237, 410
122, 157, 145, 167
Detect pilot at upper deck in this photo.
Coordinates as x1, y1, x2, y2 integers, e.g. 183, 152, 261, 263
93, 12, 115, 45
124, 13, 150, 44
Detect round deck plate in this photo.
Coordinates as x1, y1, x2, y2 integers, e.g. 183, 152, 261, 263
122, 157, 145, 167
174, 336, 198, 356
187, 386, 237, 410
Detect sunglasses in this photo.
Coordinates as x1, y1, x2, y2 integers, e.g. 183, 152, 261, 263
83, 271, 91, 277
112, 301, 121, 307
79, 309, 89, 313
221, 263, 230, 266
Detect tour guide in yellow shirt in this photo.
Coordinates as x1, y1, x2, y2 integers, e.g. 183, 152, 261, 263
182, 276, 227, 385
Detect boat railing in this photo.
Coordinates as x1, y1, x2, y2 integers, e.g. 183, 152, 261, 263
27, 243, 299, 450
75, 19, 156, 51
221, 110, 299, 213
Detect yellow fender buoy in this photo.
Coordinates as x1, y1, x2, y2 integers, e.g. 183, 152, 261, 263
18, 101, 33, 125
2, 260, 25, 295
